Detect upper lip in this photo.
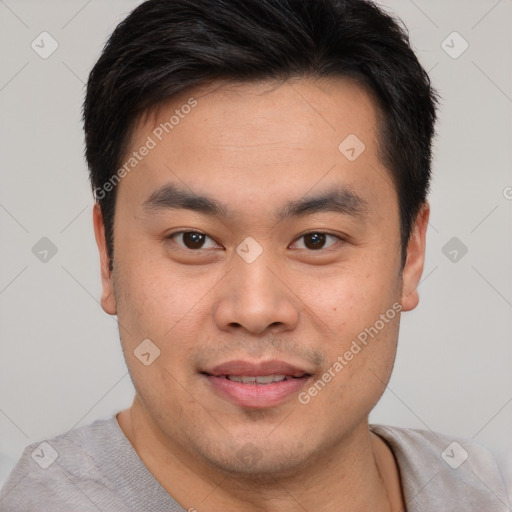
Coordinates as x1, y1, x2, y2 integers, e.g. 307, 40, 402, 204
205, 359, 311, 378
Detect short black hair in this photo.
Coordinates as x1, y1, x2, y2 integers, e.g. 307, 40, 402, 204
83, 0, 438, 270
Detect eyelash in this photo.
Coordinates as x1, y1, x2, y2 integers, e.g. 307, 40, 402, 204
166, 230, 344, 252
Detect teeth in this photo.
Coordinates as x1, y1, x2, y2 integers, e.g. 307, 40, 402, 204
226, 375, 287, 384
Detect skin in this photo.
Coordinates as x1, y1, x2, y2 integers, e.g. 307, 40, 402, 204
93, 76, 429, 511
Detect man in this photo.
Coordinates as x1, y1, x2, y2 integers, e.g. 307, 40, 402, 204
0, 0, 509, 510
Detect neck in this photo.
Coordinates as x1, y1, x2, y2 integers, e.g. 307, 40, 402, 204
117, 401, 404, 512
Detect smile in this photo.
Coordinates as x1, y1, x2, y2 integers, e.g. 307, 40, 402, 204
202, 360, 313, 408
224, 374, 304, 384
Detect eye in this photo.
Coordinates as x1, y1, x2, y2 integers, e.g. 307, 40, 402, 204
168, 231, 220, 250
291, 232, 341, 251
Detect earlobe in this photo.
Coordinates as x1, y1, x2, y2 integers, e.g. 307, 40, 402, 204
92, 204, 117, 315
400, 203, 430, 312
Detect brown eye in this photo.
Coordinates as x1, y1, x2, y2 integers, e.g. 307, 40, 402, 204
293, 232, 340, 251
169, 231, 218, 250
303, 233, 326, 250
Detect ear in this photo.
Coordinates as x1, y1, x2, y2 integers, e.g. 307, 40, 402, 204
400, 203, 430, 312
93, 203, 117, 315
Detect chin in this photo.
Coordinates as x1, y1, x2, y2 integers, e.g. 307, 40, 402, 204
190, 429, 321, 480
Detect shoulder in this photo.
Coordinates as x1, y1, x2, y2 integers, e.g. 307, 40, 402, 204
370, 424, 511, 512
0, 416, 134, 512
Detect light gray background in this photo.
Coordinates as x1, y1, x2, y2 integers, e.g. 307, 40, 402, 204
1, 0, 511, 500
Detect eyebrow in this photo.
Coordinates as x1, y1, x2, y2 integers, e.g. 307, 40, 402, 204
143, 183, 368, 222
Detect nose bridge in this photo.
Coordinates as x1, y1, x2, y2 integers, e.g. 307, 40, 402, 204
214, 244, 299, 335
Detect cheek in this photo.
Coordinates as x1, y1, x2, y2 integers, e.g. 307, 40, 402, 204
297, 254, 401, 403
299, 259, 400, 336
308, 313, 400, 417
113, 256, 222, 396
114, 244, 209, 338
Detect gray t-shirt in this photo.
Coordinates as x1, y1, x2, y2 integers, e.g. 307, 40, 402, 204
0, 416, 509, 511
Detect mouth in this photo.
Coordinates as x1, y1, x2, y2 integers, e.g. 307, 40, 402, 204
221, 374, 304, 384
201, 360, 313, 408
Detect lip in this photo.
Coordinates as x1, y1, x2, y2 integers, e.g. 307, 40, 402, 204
203, 359, 312, 409
207, 359, 310, 378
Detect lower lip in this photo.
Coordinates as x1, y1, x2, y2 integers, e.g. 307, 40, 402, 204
205, 375, 310, 408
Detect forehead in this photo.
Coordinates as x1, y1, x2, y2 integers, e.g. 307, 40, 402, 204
141, 76, 380, 150
118, 77, 394, 216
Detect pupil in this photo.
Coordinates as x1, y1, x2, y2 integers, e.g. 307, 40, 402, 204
305, 233, 325, 250
184, 232, 205, 249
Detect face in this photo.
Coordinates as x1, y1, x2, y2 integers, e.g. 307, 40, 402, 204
94, 77, 428, 477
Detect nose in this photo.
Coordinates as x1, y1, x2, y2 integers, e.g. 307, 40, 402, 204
213, 249, 300, 336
